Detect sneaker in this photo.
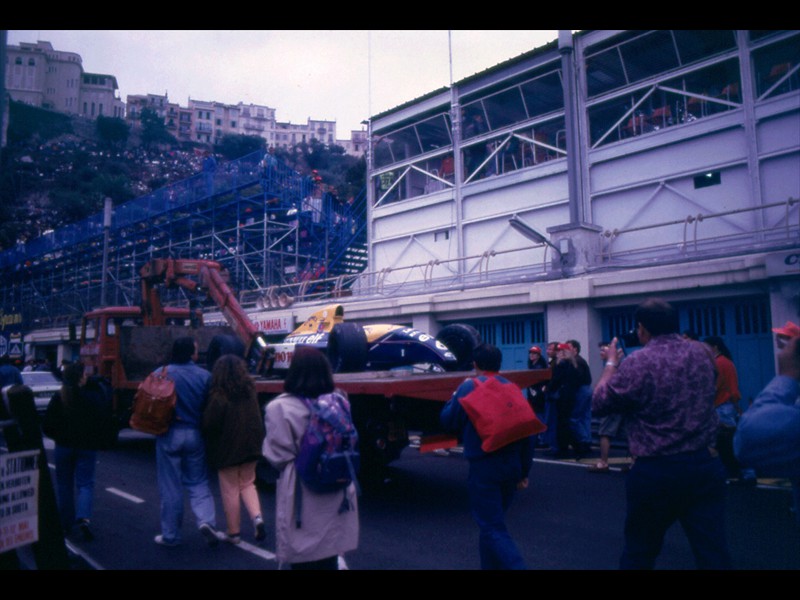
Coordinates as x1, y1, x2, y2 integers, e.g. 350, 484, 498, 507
199, 523, 220, 547
77, 519, 94, 542
225, 533, 241, 545
154, 534, 181, 547
254, 515, 266, 542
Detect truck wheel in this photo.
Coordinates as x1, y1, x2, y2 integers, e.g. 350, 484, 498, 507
436, 323, 482, 371
327, 322, 368, 373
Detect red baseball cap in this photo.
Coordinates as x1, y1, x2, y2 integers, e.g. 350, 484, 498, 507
529, 346, 541, 353
772, 321, 800, 338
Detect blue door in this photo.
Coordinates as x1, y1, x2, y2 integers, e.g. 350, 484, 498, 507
452, 314, 546, 370
600, 296, 774, 410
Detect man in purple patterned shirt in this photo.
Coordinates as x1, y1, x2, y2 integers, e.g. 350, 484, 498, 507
592, 298, 731, 569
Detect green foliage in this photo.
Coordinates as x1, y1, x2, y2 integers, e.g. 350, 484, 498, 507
6, 101, 73, 144
94, 173, 135, 203
216, 134, 266, 160
96, 116, 130, 148
49, 188, 100, 223
272, 140, 363, 199
140, 107, 176, 148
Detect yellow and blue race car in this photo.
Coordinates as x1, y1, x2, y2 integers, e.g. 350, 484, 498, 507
275, 304, 480, 373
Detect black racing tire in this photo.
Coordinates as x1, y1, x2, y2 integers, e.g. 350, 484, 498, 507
436, 323, 482, 371
327, 322, 368, 373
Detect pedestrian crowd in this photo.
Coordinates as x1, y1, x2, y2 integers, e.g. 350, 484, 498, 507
5, 297, 797, 570
442, 297, 798, 570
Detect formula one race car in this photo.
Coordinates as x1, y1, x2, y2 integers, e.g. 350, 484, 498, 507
271, 304, 481, 373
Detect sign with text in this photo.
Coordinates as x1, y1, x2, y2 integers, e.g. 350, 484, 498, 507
0, 450, 40, 552
0, 309, 23, 359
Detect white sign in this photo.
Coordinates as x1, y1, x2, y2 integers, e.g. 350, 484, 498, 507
0, 450, 40, 553
765, 250, 800, 277
250, 313, 294, 335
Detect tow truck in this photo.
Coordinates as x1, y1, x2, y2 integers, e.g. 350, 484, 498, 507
79, 258, 550, 472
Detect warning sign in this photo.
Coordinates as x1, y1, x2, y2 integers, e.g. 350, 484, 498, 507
0, 450, 40, 552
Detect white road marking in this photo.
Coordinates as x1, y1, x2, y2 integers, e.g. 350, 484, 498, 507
65, 539, 106, 570
233, 539, 277, 561
106, 487, 145, 504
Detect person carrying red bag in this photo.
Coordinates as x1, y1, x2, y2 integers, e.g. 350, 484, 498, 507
440, 343, 542, 570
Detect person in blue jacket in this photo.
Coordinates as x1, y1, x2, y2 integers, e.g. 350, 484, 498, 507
440, 343, 534, 570
735, 331, 800, 525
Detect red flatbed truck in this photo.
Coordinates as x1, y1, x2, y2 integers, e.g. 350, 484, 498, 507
79, 258, 550, 471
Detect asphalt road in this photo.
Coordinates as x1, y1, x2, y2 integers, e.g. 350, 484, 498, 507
20, 431, 800, 571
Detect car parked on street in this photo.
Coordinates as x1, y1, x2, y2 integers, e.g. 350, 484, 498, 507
21, 370, 61, 414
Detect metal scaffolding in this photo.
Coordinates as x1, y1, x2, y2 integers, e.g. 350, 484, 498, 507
0, 150, 368, 328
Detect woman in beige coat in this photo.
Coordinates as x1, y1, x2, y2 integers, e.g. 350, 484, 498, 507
262, 346, 359, 570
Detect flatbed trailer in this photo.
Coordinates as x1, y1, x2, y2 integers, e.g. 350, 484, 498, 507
253, 368, 551, 467
79, 258, 551, 473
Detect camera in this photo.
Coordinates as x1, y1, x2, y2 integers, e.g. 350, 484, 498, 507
619, 329, 641, 351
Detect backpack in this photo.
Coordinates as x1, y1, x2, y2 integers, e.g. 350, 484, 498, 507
129, 366, 176, 435
459, 376, 547, 453
295, 391, 360, 494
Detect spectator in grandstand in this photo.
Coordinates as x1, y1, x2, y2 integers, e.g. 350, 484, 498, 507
202, 150, 217, 196
593, 298, 730, 569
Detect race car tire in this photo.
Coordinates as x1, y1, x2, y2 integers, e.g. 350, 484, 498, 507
436, 323, 482, 371
328, 322, 369, 373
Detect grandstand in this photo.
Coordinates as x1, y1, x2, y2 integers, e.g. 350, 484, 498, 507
0, 149, 368, 328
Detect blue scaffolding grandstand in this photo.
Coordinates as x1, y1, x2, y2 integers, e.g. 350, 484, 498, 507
0, 150, 367, 327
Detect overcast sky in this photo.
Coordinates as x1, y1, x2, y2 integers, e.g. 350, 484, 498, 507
6, 30, 562, 140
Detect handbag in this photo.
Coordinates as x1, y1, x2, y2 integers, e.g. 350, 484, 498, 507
459, 376, 546, 453
129, 366, 176, 435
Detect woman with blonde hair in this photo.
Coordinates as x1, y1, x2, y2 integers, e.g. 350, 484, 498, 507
202, 354, 266, 544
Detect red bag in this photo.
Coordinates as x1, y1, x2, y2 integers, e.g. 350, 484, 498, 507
130, 366, 176, 435
459, 376, 546, 453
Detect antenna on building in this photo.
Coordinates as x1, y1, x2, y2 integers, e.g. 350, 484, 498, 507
448, 30, 453, 88
367, 31, 372, 121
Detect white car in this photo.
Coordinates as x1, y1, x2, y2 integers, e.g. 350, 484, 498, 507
21, 370, 61, 414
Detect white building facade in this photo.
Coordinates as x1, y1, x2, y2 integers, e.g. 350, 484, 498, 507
6, 41, 124, 119
334, 29, 799, 405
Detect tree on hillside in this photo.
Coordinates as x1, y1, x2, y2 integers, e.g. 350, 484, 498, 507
272, 139, 364, 199
6, 100, 73, 145
140, 107, 176, 148
96, 116, 130, 149
216, 133, 266, 160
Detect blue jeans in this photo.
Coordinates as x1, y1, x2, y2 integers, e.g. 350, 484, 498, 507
715, 402, 738, 428
54, 445, 96, 531
621, 448, 731, 570
156, 425, 217, 542
570, 385, 593, 446
468, 453, 527, 570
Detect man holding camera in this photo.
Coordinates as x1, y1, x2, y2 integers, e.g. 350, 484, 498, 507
592, 298, 731, 569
